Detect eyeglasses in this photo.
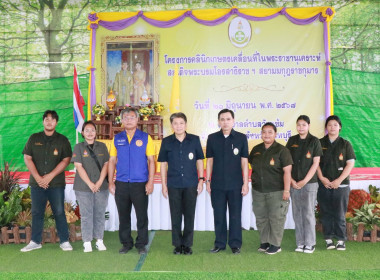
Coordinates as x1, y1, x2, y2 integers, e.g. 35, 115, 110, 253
123, 116, 137, 120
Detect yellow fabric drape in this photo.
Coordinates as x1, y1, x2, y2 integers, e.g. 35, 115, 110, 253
94, 7, 335, 22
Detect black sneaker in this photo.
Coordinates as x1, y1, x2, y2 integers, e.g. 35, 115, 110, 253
336, 241, 346, 251
266, 245, 281, 255
258, 243, 270, 252
183, 246, 193, 255
326, 239, 335, 250
173, 246, 182, 255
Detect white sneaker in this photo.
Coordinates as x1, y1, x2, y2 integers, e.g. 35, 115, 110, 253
60, 241, 73, 251
20, 241, 42, 252
83, 241, 92, 253
303, 245, 315, 254
96, 239, 107, 251
295, 245, 304, 253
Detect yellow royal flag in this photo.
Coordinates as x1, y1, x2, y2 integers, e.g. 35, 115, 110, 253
169, 64, 180, 113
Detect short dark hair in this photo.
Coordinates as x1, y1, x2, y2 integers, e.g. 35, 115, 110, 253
218, 109, 234, 119
82, 120, 96, 132
120, 107, 139, 119
170, 112, 187, 123
325, 115, 342, 129
43, 110, 59, 122
296, 115, 310, 124
262, 122, 277, 132
81, 121, 96, 139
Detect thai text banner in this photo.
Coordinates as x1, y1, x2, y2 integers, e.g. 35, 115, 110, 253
95, 16, 326, 147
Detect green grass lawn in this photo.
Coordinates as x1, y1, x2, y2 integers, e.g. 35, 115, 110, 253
0, 230, 379, 279
143, 230, 380, 272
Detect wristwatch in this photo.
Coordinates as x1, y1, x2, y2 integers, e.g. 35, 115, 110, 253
199, 177, 205, 181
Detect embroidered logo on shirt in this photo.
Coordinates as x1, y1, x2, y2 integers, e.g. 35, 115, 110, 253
73, 153, 76, 158
189, 152, 194, 160
136, 140, 143, 147
233, 148, 239, 155
83, 150, 88, 157
270, 158, 275, 165
291, 144, 299, 148
339, 153, 343, 160
322, 147, 328, 150
53, 149, 58, 156
306, 151, 311, 158
35, 142, 43, 146
254, 152, 261, 155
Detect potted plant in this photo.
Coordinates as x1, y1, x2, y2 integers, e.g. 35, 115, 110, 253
92, 103, 106, 120
0, 161, 21, 201
349, 201, 380, 241
139, 106, 154, 121
369, 185, 380, 203
15, 209, 32, 243
0, 188, 23, 243
64, 202, 81, 242
151, 102, 165, 116
114, 115, 121, 126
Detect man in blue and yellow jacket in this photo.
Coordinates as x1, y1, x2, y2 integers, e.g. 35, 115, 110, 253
108, 108, 155, 255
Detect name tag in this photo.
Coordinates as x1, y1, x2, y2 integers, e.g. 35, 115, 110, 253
116, 139, 126, 146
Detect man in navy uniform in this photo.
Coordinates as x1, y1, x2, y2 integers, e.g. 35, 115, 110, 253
206, 109, 249, 254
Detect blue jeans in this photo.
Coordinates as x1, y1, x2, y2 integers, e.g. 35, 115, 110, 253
31, 187, 69, 244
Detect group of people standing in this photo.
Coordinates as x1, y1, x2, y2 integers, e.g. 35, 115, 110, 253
21, 108, 355, 256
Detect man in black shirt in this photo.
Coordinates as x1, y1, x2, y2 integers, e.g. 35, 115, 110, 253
206, 109, 249, 254
21, 110, 72, 252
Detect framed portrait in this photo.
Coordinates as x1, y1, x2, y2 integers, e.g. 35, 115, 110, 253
100, 35, 160, 106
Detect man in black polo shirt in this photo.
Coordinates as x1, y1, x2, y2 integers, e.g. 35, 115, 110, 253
206, 109, 249, 254
158, 112, 204, 255
21, 110, 72, 252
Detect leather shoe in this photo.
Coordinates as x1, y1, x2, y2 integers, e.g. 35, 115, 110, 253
183, 246, 193, 255
173, 246, 182, 255
138, 247, 147, 254
231, 247, 241, 254
119, 245, 133, 254
209, 247, 225, 253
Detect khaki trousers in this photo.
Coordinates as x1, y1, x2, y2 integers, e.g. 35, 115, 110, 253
252, 189, 289, 247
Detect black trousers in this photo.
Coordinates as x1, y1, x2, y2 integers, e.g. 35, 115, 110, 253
317, 183, 350, 241
168, 187, 198, 247
115, 181, 148, 249
211, 188, 242, 249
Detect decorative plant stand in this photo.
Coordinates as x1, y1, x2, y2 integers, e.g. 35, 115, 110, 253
0, 226, 31, 244
0, 224, 81, 245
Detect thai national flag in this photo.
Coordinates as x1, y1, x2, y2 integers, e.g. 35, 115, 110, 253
73, 65, 85, 132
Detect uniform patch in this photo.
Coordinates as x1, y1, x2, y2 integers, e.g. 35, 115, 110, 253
270, 158, 275, 165
339, 153, 343, 160
189, 152, 194, 160
136, 140, 143, 147
322, 147, 328, 150
73, 153, 76, 158
35, 142, 43, 146
291, 144, 299, 148
254, 152, 261, 155
83, 150, 88, 157
306, 151, 311, 158
53, 149, 58, 156
233, 148, 239, 155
